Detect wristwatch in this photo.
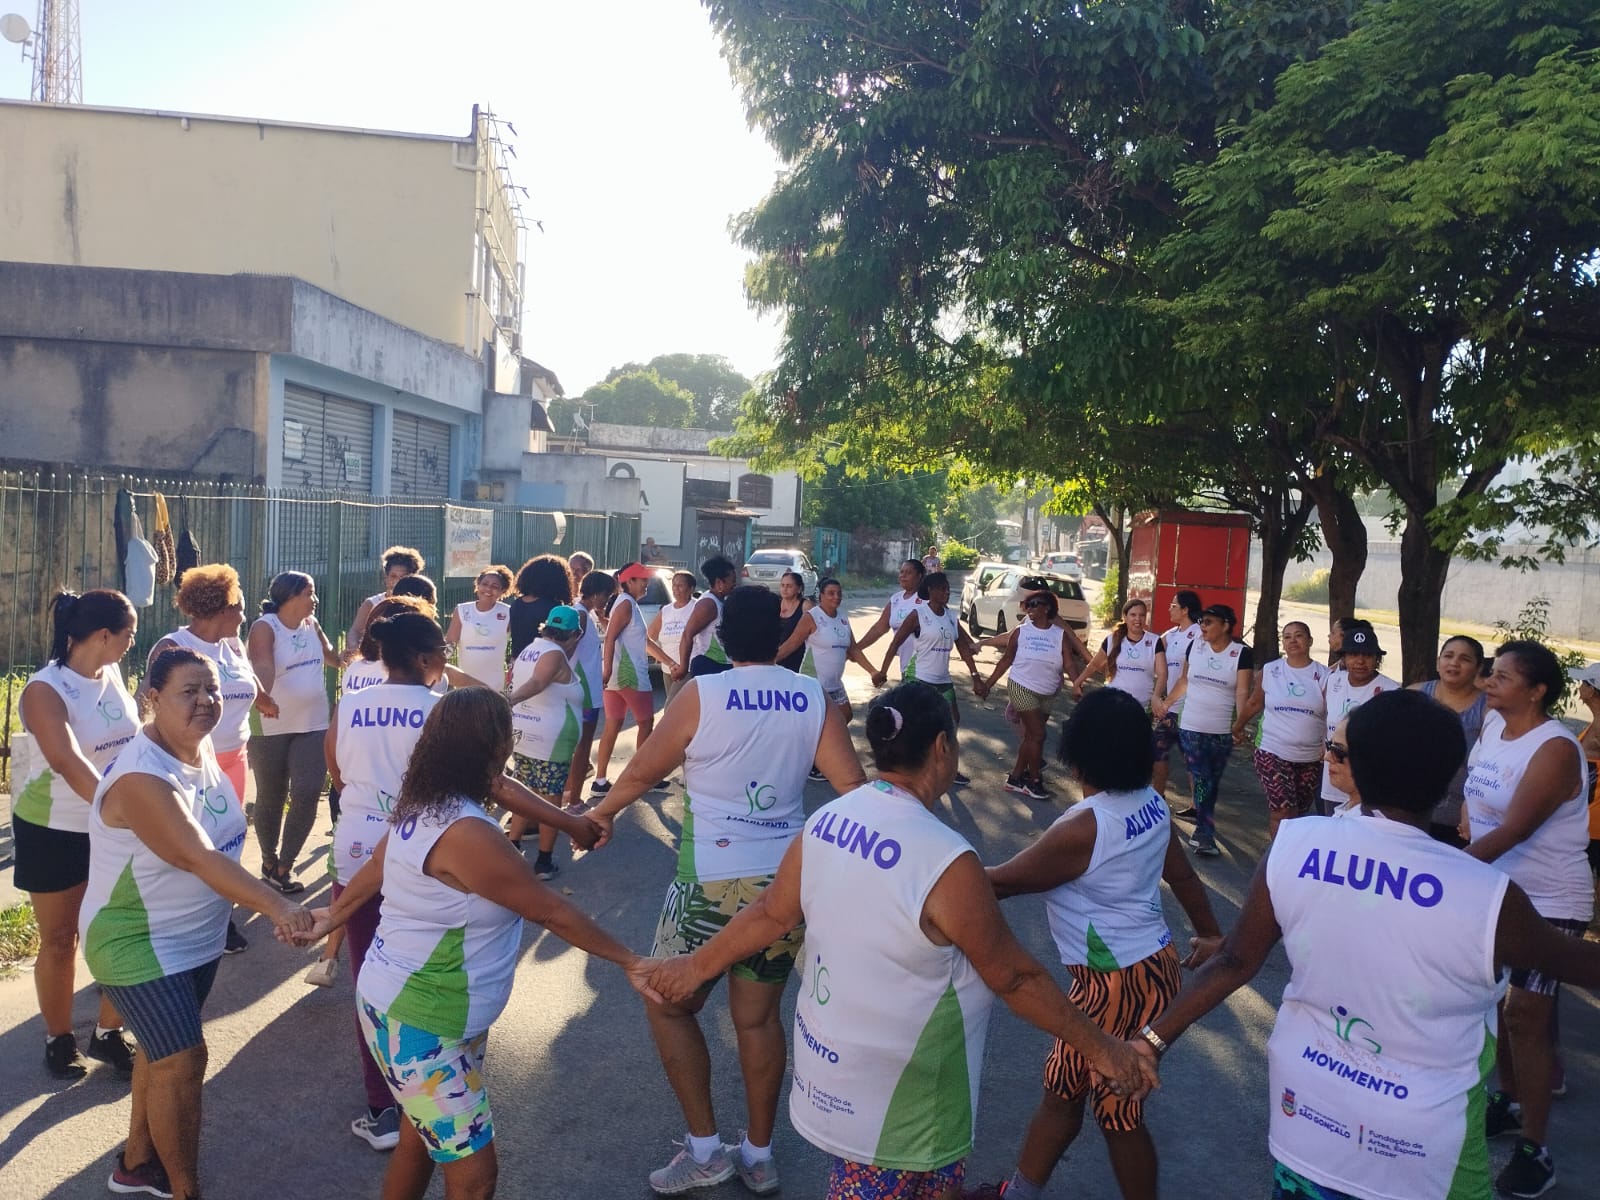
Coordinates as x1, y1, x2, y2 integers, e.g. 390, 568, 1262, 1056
1137, 1024, 1168, 1056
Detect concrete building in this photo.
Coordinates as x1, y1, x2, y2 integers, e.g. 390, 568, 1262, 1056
0, 98, 624, 510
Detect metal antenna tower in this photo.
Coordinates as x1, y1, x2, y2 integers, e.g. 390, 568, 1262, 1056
15, 0, 81, 103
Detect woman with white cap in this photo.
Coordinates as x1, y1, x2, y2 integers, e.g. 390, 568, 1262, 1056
1318, 624, 1397, 817
591, 562, 666, 796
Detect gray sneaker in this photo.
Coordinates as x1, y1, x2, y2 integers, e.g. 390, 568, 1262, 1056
351, 1106, 401, 1151
726, 1137, 781, 1195
649, 1141, 736, 1194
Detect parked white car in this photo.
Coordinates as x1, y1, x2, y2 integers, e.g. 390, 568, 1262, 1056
741, 548, 819, 597
1037, 551, 1083, 581
960, 560, 1012, 621
968, 569, 1091, 635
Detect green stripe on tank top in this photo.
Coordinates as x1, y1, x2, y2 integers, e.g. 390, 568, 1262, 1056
386, 926, 470, 1041
13, 769, 55, 826
873, 983, 972, 1169
1445, 1027, 1496, 1199
1085, 922, 1121, 972
84, 862, 163, 986
801, 647, 817, 677
552, 705, 581, 763
676, 798, 698, 882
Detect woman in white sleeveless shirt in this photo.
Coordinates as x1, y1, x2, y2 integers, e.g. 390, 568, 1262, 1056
1139, 689, 1600, 1200
246, 571, 338, 894
444, 564, 512, 688
15, 590, 140, 1080
1463, 640, 1592, 1197
674, 555, 739, 681
977, 589, 1078, 801
854, 557, 926, 680
642, 681, 1156, 1200
83, 648, 312, 1200
877, 573, 982, 787
505, 606, 586, 880
1231, 621, 1330, 839
1319, 625, 1398, 816
564, 569, 615, 806
589, 585, 867, 1195
1072, 598, 1166, 710
650, 568, 699, 706
977, 687, 1222, 1200
776, 577, 878, 721
343, 544, 425, 665
296, 688, 649, 1200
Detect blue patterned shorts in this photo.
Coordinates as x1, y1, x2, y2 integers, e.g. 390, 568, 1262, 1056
358, 997, 493, 1162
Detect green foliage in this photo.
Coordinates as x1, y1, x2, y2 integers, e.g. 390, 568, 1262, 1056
1284, 569, 1332, 604
940, 485, 1008, 555
939, 541, 980, 570
0, 902, 40, 968
606, 354, 753, 430
1093, 564, 1122, 627
802, 463, 944, 538
1491, 595, 1587, 705
576, 369, 695, 431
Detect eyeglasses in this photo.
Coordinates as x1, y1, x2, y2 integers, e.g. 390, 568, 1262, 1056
1024, 597, 1049, 608
1323, 739, 1350, 763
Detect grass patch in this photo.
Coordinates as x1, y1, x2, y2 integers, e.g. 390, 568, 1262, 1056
1284, 569, 1331, 604
0, 901, 40, 968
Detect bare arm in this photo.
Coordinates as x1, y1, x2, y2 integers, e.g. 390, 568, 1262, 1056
1496, 881, 1600, 986
588, 682, 701, 840
676, 596, 718, 680
1232, 666, 1253, 726
600, 599, 625, 688
1466, 738, 1583, 864
980, 627, 1022, 693
816, 703, 868, 791
19, 682, 103, 804
505, 649, 566, 706
324, 708, 343, 792
953, 622, 981, 682
1232, 669, 1266, 738
1075, 645, 1110, 691
987, 810, 1096, 898
854, 602, 894, 651
845, 629, 878, 677
1160, 825, 1225, 966
775, 611, 818, 666
312, 618, 340, 667
491, 773, 600, 848
646, 611, 676, 669
879, 610, 918, 677
445, 608, 464, 649
246, 620, 277, 697
345, 599, 375, 661
1154, 659, 1190, 720
303, 835, 388, 939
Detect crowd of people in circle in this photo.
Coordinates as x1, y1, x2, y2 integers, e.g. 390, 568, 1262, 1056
9, 546, 1600, 1200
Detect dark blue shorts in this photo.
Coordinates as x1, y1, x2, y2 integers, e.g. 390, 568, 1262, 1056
100, 958, 221, 1061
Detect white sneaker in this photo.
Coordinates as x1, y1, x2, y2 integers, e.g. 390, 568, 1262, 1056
351, 1107, 401, 1151
648, 1141, 736, 1194
726, 1136, 781, 1195
304, 958, 338, 988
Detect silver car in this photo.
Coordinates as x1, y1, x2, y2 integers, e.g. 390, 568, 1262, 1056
969, 569, 1091, 634
741, 548, 819, 597
1037, 551, 1084, 581
960, 560, 1013, 624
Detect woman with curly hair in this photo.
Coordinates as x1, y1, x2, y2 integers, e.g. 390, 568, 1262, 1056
302, 687, 652, 1200
509, 554, 573, 660
446, 565, 514, 688
344, 545, 425, 661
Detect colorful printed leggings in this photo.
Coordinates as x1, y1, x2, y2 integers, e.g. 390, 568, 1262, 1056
1177, 730, 1234, 839
1253, 749, 1323, 816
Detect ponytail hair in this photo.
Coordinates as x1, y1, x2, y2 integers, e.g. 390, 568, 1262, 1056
260, 571, 315, 616
360, 594, 434, 661
49, 589, 136, 664
369, 609, 446, 675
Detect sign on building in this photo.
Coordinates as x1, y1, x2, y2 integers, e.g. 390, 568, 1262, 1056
444, 505, 497, 577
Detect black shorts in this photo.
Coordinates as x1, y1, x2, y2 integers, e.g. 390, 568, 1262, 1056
1588, 839, 1600, 880
13, 814, 91, 893
689, 655, 732, 678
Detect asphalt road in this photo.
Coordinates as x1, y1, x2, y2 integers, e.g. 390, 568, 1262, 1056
2, 595, 1598, 1199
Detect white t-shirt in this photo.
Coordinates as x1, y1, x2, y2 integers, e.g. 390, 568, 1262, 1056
14, 662, 139, 833
1257, 658, 1331, 763
452, 600, 511, 689
1161, 623, 1201, 714
658, 599, 696, 672
1010, 622, 1066, 696
167, 627, 256, 753
254, 613, 330, 735
1321, 671, 1400, 804
1464, 710, 1592, 921
1103, 630, 1162, 708
1178, 639, 1254, 736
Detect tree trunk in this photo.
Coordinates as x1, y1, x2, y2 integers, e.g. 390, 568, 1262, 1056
1396, 506, 1452, 684
1305, 471, 1367, 627
1251, 491, 1315, 660
1092, 502, 1133, 617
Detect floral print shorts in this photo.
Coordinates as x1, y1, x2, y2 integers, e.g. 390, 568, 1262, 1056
651, 873, 804, 987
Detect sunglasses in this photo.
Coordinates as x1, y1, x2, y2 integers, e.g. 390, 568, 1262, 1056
1323, 739, 1350, 763
1024, 597, 1050, 608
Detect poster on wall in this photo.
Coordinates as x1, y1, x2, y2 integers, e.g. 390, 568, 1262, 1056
444, 505, 497, 577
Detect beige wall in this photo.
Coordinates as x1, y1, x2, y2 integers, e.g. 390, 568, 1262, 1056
0, 102, 485, 348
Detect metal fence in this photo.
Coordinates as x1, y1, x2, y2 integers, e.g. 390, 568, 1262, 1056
0, 470, 640, 783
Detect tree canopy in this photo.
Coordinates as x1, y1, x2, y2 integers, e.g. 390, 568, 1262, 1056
604, 353, 754, 429
574, 368, 695, 431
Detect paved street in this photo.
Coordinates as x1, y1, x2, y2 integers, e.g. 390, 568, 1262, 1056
2, 595, 1599, 1199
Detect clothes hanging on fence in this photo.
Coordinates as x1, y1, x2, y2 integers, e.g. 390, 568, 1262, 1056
113, 488, 134, 594
175, 526, 201, 585
123, 508, 160, 607
151, 492, 177, 585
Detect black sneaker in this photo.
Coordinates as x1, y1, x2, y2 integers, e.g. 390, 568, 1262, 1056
87, 1028, 137, 1076
533, 855, 559, 881
1496, 1139, 1556, 1198
1486, 1091, 1523, 1139
108, 1149, 173, 1197
808, 767, 826, 781
44, 1033, 86, 1080
590, 779, 612, 796
1172, 806, 1199, 820
652, 779, 673, 791
1024, 779, 1053, 801
224, 921, 249, 954
952, 771, 971, 786
1003, 774, 1028, 794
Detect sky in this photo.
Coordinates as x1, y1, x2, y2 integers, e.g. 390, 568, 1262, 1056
0, 0, 786, 393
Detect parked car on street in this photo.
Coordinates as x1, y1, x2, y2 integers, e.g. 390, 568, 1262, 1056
741, 548, 819, 597
968, 569, 1091, 635
1037, 551, 1083, 581
960, 560, 1012, 620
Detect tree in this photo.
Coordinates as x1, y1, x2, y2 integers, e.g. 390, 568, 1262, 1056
616, 354, 754, 430
576, 369, 695, 430
802, 461, 944, 539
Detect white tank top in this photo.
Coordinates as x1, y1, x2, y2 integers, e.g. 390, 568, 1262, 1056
679, 666, 827, 882
801, 607, 853, 694
1043, 788, 1173, 969
658, 599, 695, 670
15, 662, 139, 833
332, 682, 442, 884
690, 593, 728, 665
1321, 671, 1399, 802
791, 780, 994, 1170
1009, 622, 1065, 696
1265, 816, 1508, 1200
573, 607, 603, 710
510, 638, 583, 765
606, 593, 650, 691
357, 801, 523, 1040
1257, 658, 1330, 763
1104, 630, 1161, 707
81, 731, 247, 984
1464, 710, 1592, 921
254, 613, 330, 735
453, 600, 511, 689
903, 606, 960, 686
1161, 623, 1200, 714
1178, 639, 1253, 735
167, 627, 256, 752
887, 590, 924, 672
341, 657, 389, 695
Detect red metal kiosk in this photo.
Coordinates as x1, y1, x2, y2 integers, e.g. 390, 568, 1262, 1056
1125, 509, 1253, 631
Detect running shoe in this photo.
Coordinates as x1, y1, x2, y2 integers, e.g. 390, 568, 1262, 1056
1003, 774, 1028, 795
1023, 779, 1053, 802
44, 1033, 86, 1080
808, 767, 826, 781
653, 779, 673, 791
534, 855, 560, 881
1188, 834, 1220, 857
223, 921, 248, 954
952, 771, 971, 786
87, 1027, 137, 1075
1486, 1091, 1523, 1139
648, 1141, 736, 1194
590, 779, 613, 796
304, 958, 339, 988
1172, 806, 1199, 820
962, 1184, 1008, 1199
1496, 1139, 1556, 1198
108, 1150, 172, 1197
726, 1135, 780, 1195
351, 1106, 401, 1151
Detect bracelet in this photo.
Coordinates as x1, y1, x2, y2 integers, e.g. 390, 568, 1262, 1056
1137, 1024, 1168, 1056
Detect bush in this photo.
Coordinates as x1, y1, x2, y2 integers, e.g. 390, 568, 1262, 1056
939, 540, 980, 570
1093, 563, 1121, 626
1284, 569, 1331, 604
1493, 596, 1586, 707
0, 902, 39, 969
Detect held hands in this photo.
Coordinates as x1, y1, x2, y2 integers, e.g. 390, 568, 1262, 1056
270, 902, 315, 943
568, 816, 604, 853
671, 663, 688, 681
645, 955, 708, 1006
1182, 934, 1224, 970
973, 680, 992, 701
871, 670, 888, 688
277, 905, 335, 946
587, 812, 616, 849
1151, 697, 1168, 720
1089, 1033, 1159, 1102
624, 955, 665, 1005
255, 693, 281, 719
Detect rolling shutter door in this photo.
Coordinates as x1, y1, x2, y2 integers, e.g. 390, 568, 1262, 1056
282, 386, 374, 493
391, 412, 453, 498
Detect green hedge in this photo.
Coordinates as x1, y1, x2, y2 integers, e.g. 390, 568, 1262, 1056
939, 540, 980, 570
